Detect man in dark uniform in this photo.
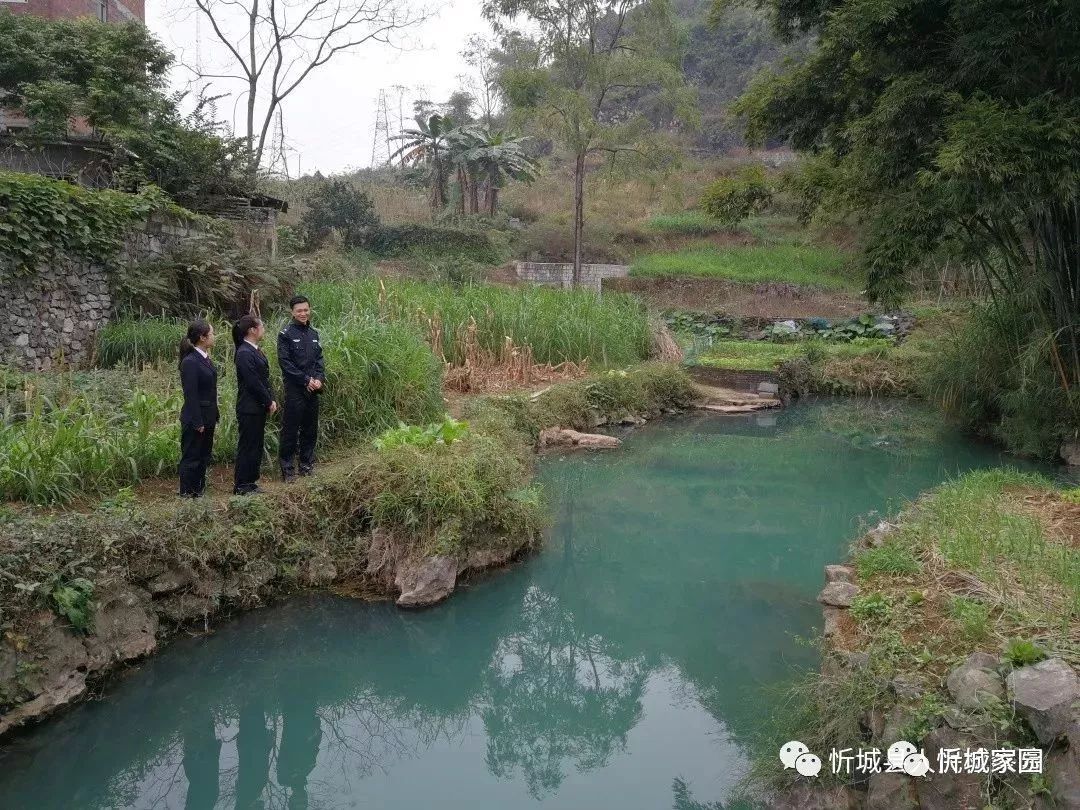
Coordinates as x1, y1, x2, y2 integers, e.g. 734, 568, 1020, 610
277, 295, 326, 482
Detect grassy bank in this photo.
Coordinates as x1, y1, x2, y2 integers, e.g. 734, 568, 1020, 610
0, 363, 694, 720
630, 243, 857, 290
751, 468, 1080, 801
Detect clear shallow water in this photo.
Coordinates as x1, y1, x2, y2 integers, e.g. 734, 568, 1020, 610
0, 402, 1043, 810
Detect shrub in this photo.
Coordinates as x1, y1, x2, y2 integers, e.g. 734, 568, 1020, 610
300, 179, 379, 248
364, 223, 505, 263
700, 165, 774, 224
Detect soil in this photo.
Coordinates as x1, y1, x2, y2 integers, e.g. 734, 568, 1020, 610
604, 277, 867, 318
1008, 487, 1080, 549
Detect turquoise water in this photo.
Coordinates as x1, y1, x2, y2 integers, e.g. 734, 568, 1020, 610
0, 402, 1040, 809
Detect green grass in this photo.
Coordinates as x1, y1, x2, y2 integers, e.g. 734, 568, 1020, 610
646, 211, 731, 236
629, 243, 858, 290
694, 338, 892, 371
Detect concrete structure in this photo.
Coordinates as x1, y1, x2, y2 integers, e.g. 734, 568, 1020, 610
513, 261, 629, 293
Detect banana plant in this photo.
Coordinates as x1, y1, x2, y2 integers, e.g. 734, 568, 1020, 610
390, 114, 455, 215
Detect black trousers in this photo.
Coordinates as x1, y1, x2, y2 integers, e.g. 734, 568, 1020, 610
279, 387, 319, 473
234, 410, 267, 493
179, 422, 215, 496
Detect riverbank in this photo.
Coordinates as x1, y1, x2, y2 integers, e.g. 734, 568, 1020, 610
0, 363, 696, 739
757, 469, 1080, 809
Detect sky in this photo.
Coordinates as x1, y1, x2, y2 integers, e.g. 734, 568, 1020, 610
147, 0, 493, 176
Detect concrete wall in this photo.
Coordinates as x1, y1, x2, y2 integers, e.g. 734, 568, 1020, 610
513, 261, 629, 293
0, 214, 203, 371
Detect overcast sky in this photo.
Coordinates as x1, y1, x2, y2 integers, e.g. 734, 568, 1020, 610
147, 0, 492, 176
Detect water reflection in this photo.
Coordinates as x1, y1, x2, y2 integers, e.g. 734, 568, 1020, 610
0, 402, 1033, 810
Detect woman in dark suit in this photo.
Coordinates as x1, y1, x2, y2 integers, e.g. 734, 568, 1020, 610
178, 320, 219, 497
232, 315, 277, 495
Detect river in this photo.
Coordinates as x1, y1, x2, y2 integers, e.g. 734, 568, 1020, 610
0, 401, 1039, 809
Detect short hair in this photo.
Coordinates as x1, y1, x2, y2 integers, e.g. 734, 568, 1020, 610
289, 295, 310, 309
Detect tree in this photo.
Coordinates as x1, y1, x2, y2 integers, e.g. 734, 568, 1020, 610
732, 0, 1080, 448
448, 125, 539, 215
189, 0, 426, 176
300, 177, 379, 246
390, 113, 454, 215
461, 34, 503, 128
0, 15, 251, 205
483, 0, 696, 284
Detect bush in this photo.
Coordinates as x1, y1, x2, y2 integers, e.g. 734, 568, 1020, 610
700, 165, 774, 224
300, 179, 379, 248
925, 299, 1076, 458
364, 223, 505, 263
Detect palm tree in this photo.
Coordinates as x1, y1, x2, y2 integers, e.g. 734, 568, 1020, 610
448, 126, 539, 216
390, 114, 454, 215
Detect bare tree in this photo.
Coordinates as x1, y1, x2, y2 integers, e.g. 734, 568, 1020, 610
190, 0, 429, 175
460, 34, 501, 128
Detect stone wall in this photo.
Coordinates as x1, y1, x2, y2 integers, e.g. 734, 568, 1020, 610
1, 214, 204, 371
513, 261, 629, 293
2, 261, 111, 371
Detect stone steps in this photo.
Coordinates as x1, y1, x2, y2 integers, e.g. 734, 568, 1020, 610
691, 382, 781, 413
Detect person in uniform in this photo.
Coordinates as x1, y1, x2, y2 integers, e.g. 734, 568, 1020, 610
232, 314, 277, 495
178, 320, 218, 498
277, 295, 326, 482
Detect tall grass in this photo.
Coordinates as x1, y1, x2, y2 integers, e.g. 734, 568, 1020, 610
646, 211, 730, 236
97, 317, 216, 368
630, 243, 858, 290
305, 278, 651, 367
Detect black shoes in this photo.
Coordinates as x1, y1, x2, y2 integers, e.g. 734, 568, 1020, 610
233, 486, 264, 496
299, 466, 314, 477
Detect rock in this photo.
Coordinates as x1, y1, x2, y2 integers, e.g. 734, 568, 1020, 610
299, 553, 338, 587
1007, 658, 1080, 745
823, 606, 847, 639
825, 564, 855, 583
82, 583, 158, 675
892, 674, 925, 701
538, 427, 621, 450
946, 652, 1005, 711
0, 671, 86, 739
818, 581, 860, 608
155, 593, 217, 625
758, 381, 780, 396
1044, 742, 1080, 809
618, 414, 646, 426
14, 333, 28, 347
867, 771, 919, 809
866, 521, 897, 548
862, 707, 886, 741
459, 544, 520, 574
917, 727, 982, 810
146, 562, 196, 596
769, 784, 859, 809
584, 408, 606, 430
882, 705, 915, 746
1060, 441, 1080, 467
395, 556, 457, 608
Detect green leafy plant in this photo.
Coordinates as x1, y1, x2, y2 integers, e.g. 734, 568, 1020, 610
374, 416, 470, 451
300, 179, 379, 248
49, 577, 95, 633
1004, 638, 1047, 667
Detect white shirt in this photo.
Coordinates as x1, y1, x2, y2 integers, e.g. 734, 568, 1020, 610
194, 347, 208, 359
243, 339, 259, 350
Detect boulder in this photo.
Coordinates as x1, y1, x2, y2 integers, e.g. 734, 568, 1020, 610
917, 727, 982, 810
881, 704, 916, 746
891, 674, 925, 701
1007, 658, 1080, 745
82, 583, 158, 675
866, 521, 897, 548
825, 564, 855, 583
299, 553, 338, 587
145, 562, 197, 596
618, 414, 647, 426
769, 784, 860, 809
459, 543, 520, 574
1044, 742, 1080, 809
818, 581, 860, 608
395, 556, 457, 608
538, 427, 621, 450
946, 652, 1004, 711
866, 771, 919, 809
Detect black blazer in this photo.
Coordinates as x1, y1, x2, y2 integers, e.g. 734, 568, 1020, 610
179, 351, 219, 429
235, 341, 274, 415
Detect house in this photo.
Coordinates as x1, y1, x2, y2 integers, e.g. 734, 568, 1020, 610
0, 0, 144, 24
